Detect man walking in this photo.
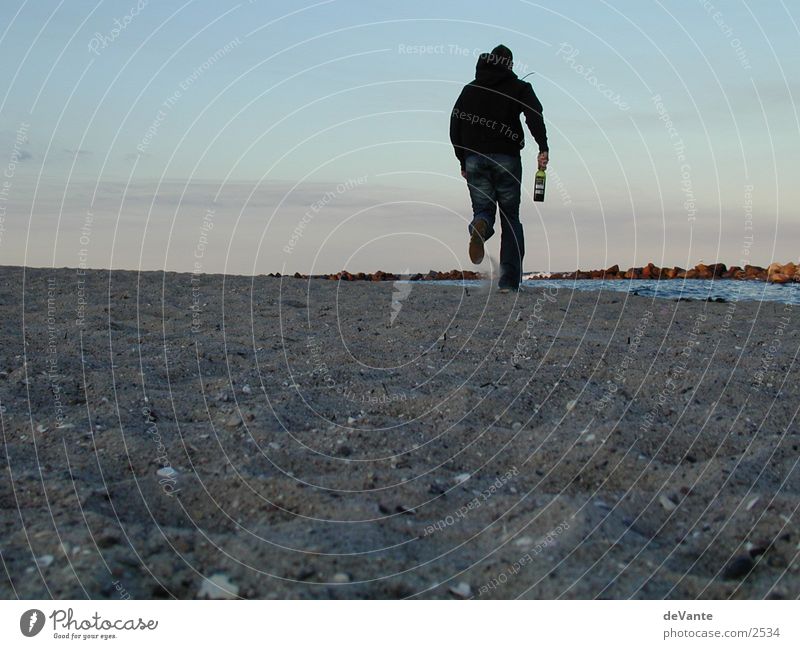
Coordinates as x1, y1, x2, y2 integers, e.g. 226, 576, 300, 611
450, 45, 549, 292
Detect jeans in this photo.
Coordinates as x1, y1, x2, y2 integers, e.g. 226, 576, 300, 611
465, 153, 524, 288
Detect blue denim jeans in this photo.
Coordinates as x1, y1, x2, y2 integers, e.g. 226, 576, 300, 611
465, 153, 524, 288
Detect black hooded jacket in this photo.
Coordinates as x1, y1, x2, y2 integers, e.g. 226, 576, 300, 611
450, 53, 548, 170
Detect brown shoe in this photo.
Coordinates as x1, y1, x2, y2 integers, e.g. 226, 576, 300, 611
468, 220, 487, 265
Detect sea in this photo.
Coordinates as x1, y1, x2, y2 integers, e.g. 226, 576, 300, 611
423, 277, 800, 305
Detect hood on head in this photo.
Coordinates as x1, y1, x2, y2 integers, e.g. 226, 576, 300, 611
474, 50, 517, 86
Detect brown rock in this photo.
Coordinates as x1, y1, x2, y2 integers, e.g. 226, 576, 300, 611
693, 264, 712, 279
641, 263, 660, 279
708, 263, 727, 278
769, 273, 792, 284
767, 262, 783, 278
744, 265, 766, 280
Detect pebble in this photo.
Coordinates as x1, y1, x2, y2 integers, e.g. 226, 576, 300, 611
453, 473, 471, 484
658, 494, 677, 511
428, 479, 447, 495
35, 555, 54, 568
97, 531, 121, 549
565, 399, 577, 412
242, 384, 252, 395
330, 572, 351, 584
198, 573, 239, 599
723, 556, 754, 580
268, 442, 280, 450
225, 414, 242, 428
156, 467, 178, 479
449, 581, 472, 598
511, 422, 522, 431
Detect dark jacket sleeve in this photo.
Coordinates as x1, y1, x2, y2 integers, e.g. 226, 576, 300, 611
450, 92, 466, 170
519, 82, 548, 152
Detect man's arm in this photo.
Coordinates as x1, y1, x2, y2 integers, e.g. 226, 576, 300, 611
449, 93, 466, 173
519, 82, 548, 155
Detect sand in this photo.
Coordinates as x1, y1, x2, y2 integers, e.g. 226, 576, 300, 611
0, 265, 798, 599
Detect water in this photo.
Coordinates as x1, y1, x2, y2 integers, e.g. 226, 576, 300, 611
422, 278, 800, 305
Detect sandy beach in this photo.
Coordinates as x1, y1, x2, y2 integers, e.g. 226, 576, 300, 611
1, 265, 798, 599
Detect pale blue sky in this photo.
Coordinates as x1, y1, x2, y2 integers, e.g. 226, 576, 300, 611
0, 0, 797, 274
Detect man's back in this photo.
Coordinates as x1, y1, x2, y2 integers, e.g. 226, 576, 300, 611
450, 50, 548, 169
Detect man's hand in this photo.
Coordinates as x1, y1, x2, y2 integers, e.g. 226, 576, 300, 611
537, 150, 549, 171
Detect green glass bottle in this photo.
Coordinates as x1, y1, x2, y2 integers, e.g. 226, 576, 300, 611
534, 168, 546, 202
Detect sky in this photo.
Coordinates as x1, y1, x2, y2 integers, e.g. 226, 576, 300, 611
0, 0, 798, 275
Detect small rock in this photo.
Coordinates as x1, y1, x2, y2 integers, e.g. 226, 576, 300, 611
225, 414, 242, 428
198, 573, 239, 599
268, 442, 280, 450
428, 479, 447, 495
745, 496, 759, 511
97, 531, 121, 549
453, 473, 471, 484
659, 494, 677, 511
565, 399, 577, 412
513, 536, 533, 548
723, 555, 754, 581
36, 424, 47, 433
330, 572, 351, 584
242, 384, 252, 395
511, 422, 522, 431
156, 467, 178, 479
296, 568, 315, 581
35, 555, 54, 568
449, 581, 472, 598
347, 416, 357, 424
